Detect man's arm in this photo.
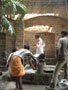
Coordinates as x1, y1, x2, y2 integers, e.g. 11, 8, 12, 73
25, 53, 38, 69
6, 53, 13, 68
36, 39, 43, 48
56, 49, 60, 60
29, 58, 36, 69
56, 39, 62, 60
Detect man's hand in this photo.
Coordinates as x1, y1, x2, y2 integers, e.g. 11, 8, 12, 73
5, 64, 9, 69
29, 60, 36, 69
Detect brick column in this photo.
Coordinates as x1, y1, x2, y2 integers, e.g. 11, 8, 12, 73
14, 20, 24, 49
6, 33, 15, 54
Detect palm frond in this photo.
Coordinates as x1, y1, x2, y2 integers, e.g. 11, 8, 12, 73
0, 0, 10, 8
0, 0, 26, 16
14, 0, 26, 13
0, 0, 26, 36
10, 0, 26, 16
1, 16, 16, 36
9, 0, 17, 16
0, 0, 11, 15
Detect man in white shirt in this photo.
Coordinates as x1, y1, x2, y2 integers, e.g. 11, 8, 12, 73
35, 34, 45, 54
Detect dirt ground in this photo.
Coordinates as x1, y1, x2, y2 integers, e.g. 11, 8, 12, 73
3, 81, 47, 90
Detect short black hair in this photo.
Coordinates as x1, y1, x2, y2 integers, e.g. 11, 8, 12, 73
38, 54, 45, 63
12, 47, 18, 52
24, 44, 30, 50
38, 54, 45, 59
61, 30, 68, 35
35, 34, 40, 38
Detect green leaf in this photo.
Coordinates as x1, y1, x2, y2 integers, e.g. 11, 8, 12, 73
0, 0, 26, 36
10, 0, 17, 16
13, 0, 26, 14
2, 16, 16, 36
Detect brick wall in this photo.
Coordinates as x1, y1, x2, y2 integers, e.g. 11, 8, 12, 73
39, 32, 56, 57
24, 16, 68, 57
14, 21, 24, 48
23, 0, 68, 19
6, 33, 15, 54
24, 16, 68, 47
0, 16, 68, 59
24, 29, 55, 57
1, 0, 68, 65
24, 16, 68, 28
0, 20, 24, 55
0, 20, 24, 67
0, 33, 6, 59
0, 0, 68, 63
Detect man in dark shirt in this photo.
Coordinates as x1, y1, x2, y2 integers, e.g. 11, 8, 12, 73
56, 30, 68, 79
50, 30, 68, 90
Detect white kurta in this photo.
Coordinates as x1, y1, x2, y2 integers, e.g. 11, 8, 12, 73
36, 38, 45, 54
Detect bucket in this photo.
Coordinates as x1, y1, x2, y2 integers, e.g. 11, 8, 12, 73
37, 63, 43, 73
58, 79, 68, 90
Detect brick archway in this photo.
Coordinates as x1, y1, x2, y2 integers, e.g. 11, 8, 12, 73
24, 15, 68, 29
24, 15, 68, 57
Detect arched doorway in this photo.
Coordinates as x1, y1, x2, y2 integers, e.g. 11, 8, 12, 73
24, 15, 68, 57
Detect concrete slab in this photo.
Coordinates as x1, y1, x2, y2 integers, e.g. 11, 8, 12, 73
4, 82, 46, 90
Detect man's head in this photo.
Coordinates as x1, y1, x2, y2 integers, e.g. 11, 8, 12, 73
24, 44, 30, 50
12, 47, 18, 52
38, 54, 45, 63
35, 34, 40, 41
61, 30, 68, 37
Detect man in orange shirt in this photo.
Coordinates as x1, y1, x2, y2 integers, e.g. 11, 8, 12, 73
7, 45, 37, 90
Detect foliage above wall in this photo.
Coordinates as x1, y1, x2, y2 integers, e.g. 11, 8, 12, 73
0, 0, 26, 35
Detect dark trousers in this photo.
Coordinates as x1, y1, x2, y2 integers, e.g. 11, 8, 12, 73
52, 59, 68, 90
64, 63, 67, 79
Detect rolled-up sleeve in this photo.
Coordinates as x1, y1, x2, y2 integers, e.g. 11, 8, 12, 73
7, 53, 12, 64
